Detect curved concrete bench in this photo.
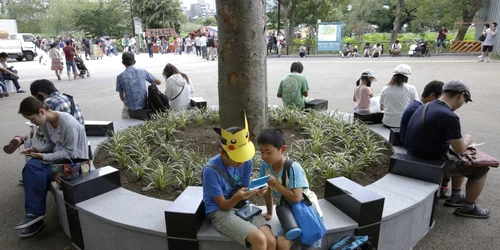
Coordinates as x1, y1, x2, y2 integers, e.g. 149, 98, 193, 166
76, 187, 172, 250
64, 112, 440, 250
197, 199, 358, 250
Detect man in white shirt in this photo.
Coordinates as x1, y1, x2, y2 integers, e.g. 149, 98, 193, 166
129, 36, 138, 55
0, 52, 25, 93
200, 34, 208, 59
185, 36, 192, 54
194, 35, 201, 56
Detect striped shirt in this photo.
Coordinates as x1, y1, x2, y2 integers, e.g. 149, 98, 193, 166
44, 92, 85, 125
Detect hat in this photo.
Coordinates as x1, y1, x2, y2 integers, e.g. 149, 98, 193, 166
393, 64, 412, 78
213, 112, 255, 163
361, 69, 376, 81
443, 80, 473, 102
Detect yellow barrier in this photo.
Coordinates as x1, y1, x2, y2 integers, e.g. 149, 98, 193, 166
451, 41, 482, 53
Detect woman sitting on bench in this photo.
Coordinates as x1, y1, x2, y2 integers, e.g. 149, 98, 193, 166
163, 63, 194, 111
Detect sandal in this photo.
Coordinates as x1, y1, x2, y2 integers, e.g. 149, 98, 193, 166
444, 195, 465, 207
454, 205, 490, 219
17, 90, 26, 93
3, 136, 24, 154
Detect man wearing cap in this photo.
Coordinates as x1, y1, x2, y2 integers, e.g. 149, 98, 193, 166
202, 114, 276, 250
405, 80, 490, 219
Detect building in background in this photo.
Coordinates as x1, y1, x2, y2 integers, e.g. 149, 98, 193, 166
185, 0, 216, 20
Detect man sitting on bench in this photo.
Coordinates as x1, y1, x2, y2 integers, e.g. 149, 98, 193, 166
400, 80, 450, 197
405, 80, 490, 219
116, 52, 161, 119
277, 62, 309, 109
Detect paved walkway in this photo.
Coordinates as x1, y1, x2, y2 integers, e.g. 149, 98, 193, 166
0, 54, 498, 249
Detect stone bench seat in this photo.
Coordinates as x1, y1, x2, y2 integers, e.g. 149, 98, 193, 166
197, 199, 358, 250
76, 187, 172, 249
366, 173, 439, 250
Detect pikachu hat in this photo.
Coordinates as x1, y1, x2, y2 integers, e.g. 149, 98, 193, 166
213, 112, 255, 163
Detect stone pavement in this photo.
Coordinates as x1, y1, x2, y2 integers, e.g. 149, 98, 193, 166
0, 53, 498, 249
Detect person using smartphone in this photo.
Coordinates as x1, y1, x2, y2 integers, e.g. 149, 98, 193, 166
202, 114, 276, 250
479, 22, 498, 62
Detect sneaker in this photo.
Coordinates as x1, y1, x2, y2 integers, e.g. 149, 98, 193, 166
444, 195, 465, 207
19, 179, 23, 186
18, 220, 45, 238
15, 214, 46, 230
454, 205, 490, 219
3, 135, 24, 154
16, 90, 26, 93
439, 188, 451, 199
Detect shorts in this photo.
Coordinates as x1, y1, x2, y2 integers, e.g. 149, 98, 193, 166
437, 39, 446, 47
275, 217, 323, 249
482, 45, 493, 52
444, 153, 489, 180
66, 60, 77, 72
210, 209, 269, 247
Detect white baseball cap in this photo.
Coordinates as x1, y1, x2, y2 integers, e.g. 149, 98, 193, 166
393, 64, 412, 78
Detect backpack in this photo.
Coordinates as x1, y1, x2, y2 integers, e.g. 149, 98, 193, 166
330, 235, 375, 250
146, 84, 170, 112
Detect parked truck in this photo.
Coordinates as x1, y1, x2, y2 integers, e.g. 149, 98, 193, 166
0, 20, 37, 61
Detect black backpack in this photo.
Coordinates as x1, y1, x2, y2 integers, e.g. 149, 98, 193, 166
146, 84, 169, 112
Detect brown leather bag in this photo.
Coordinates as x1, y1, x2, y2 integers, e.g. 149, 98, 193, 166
456, 147, 499, 168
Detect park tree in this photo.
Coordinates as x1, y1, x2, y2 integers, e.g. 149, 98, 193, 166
136, 0, 183, 29
41, 0, 81, 36
216, 0, 268, 138
1, 0, 49, 33
390, 0, 405, 43
73, 0, 131, 37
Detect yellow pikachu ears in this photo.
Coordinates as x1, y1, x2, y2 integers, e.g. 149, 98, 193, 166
213, 112, 255, 162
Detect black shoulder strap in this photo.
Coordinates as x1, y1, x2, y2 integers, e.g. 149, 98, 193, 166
281, 159, 294, 188
170, 85, 185, 101
63, 93, 76, 116
208, 165, 236, 188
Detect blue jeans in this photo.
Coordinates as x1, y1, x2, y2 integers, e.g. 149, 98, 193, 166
66, 60, 77, 73
2, 69, 21, 90
23, 159, 54, 215
148, 45, 153, 57
0, 81, 6, 93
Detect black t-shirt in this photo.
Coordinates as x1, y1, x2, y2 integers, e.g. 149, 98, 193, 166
399, 100, 423, 145
405, 100, 462, 159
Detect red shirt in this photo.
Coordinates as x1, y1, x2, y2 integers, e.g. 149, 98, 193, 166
63, 46, 75, 61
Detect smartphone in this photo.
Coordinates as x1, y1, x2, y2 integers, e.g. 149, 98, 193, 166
25, 121, 36, 128
248, 175, 270, 191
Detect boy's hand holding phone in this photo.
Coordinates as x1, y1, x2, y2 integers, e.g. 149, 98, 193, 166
20, 146, 39, 155
235, 187, 259, 200
267, 175, 279, 187
257, 185, 268, 195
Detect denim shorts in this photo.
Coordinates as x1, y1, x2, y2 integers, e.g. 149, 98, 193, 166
275, 217, 324, 249
66, 60, 77, 72
437, 39, 446, 47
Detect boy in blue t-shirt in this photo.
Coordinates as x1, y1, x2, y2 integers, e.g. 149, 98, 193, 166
202, 115, 276, 250
257, 128, 323, 249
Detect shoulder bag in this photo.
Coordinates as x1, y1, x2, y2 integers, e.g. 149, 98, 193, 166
277, 159, 326, 245
422, 103, 498, 168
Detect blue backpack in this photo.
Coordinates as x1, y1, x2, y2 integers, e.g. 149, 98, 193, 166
330, 235, 375, 250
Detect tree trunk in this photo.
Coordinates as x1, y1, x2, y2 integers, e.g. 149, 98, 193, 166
281, 0, 295, 46
390, 0, 404, 43
216, 0, 268, 139
456, 0, 482, 41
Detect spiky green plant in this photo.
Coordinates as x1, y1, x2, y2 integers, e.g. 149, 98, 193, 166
145, 159, 170, 190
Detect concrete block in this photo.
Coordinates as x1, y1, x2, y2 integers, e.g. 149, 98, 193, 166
113, 119, 145, 133
305, 99, 328, 111
389, 154, 445, 185
354, 111, 383, 124
389, 128, 403, 146
365, 185, 418, 220
324, 177, 385, 226
5, 80, 16, 93
61, 166, 121, 207
51, 181, 70, 237
370, 174, 439, 202
378, 211, 413, 250
318, 199, 358, 233
165, 186, 204, 250
409, 192, 434, 248
85, 120, 114, 136
128, 109, 153, 121
79, 211, 169, 250
190, 97, 207, 109
77, 187, 172, 236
